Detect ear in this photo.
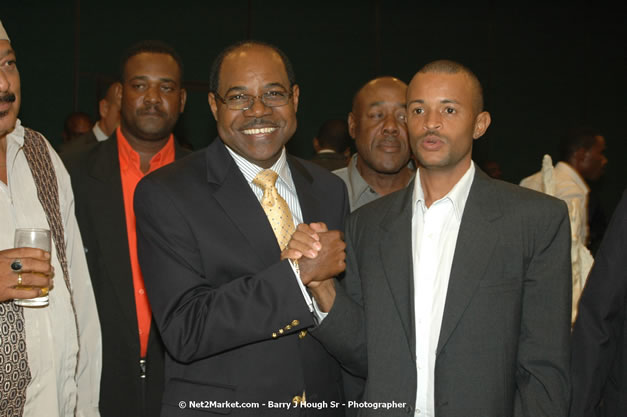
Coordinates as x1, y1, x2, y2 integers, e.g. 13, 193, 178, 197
313, 137, 321, 152
208, 92, 219, 121
291, 84, 300, 113
571, 148, 586, 167
348, 112, 357, 140
472, 111, 491, 140
179, 88, 187, 113
98, 98, 108, 119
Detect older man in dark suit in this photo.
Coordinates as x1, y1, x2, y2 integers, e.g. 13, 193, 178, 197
571, 189, 627, 417
294, 60, 572, 417
63, 40, 189, 417
134, 41, 348, 416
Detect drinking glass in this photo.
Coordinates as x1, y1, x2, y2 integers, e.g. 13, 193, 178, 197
13, 228, 51, 307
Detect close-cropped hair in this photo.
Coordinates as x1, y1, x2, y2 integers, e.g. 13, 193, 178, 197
119, 40, 184, 83
558, 126, 603, 161
418, 59, 484, 112
209, 40, 296, 93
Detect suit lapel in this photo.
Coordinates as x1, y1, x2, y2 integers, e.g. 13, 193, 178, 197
288, 156, 318, 224
87, 138, 138, 331
436, 170, 502, 354
379, 185, 416, 356
207, 140, 282, 264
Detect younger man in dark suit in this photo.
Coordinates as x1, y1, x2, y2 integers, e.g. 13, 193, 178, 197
63, 40, 188, 417
290, 60, 572, 417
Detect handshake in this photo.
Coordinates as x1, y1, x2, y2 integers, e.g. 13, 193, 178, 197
281, 222, 346, 311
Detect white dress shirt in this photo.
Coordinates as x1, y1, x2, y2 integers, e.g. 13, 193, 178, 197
225, 146, 314, 311
411, 162, 475, 416
0, 119, 102, 417
92, 123, 109, 142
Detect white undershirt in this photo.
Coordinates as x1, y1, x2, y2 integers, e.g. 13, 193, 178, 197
411, 162, 475, 416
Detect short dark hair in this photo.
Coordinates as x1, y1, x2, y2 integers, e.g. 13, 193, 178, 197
119, 40, 184, 83
418, 59, 484, 112
316, 119, 351, 153
558, 126, 603, 162
209, 40, 295, 93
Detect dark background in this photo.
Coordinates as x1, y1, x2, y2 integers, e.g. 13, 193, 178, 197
2, 1, 626, 217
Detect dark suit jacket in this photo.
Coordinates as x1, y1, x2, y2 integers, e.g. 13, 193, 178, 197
571, 189, 627, 417
313, 168, 572, 417
309, 152, 347, 172
134, 138, 349, 416
62, 134, 190, 417
58, 129, 99, 154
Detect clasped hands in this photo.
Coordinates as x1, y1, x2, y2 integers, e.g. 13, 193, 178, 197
0, 247, 53, 302
281, 222, 345, 311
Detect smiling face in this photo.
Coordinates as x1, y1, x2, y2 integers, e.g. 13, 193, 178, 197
119, 52, 186, 143
0, 40, 20, 141
407, 71, 490, 179
350, 77, 410, 176
208, 44, 299, 168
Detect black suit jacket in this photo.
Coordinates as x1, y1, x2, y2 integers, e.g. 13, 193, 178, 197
134, 138, 349, 416
62, 134, 190, 417
571, 189, 627, 417
313, 168, 572, 417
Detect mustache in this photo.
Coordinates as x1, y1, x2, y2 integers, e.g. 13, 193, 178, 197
137, 104, 166, 117
0, 93, 17, 103
417, 130, 446, 141
240, 118, 278, 130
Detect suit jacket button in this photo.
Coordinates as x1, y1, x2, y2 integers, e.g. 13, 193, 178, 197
298, 330, 307, 339
279, 329, 284, 334
292, 395, 302, 405
272, 333, 277, 338
292, 319, 300, 326
404, 404, 413, 413
285, 324, 292, 330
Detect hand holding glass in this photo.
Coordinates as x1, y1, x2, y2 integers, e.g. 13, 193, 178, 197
14, 228, 51, 307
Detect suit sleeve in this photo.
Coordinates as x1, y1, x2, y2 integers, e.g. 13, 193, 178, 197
310, 212, 368, 379
134, 176, 316, 363
514, 199, 572, 417
570, 190, 627, 417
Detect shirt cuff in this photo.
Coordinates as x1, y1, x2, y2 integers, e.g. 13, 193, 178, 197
311, 297, 329, 323
289, 259, 314, 312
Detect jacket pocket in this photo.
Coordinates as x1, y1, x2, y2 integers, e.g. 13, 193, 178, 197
163, 378, 237, 415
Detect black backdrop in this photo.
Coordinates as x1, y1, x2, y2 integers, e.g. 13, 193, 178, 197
2, 1, 626, 216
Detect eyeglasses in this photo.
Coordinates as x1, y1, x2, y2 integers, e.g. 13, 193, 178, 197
214, 90, 293, 111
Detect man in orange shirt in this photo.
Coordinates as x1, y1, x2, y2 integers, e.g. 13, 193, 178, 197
63, 40, 189, 417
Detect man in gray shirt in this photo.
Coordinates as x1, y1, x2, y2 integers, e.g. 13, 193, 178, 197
334, 76, 414, 211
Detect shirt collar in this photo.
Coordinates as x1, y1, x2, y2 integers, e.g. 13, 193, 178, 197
555, 161, 590, 193
6, 118, 24, 146
225, 145, 296, 192
93, 123, 109, 142
345, 154, 376, 202
413, 161, 475, 220
116, 126, 175, 172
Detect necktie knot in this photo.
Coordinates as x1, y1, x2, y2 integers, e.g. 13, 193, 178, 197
253, 170, 280, 207
253, 169, 279, 189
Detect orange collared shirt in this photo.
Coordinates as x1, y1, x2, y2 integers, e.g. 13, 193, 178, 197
117, 126, 176, 358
